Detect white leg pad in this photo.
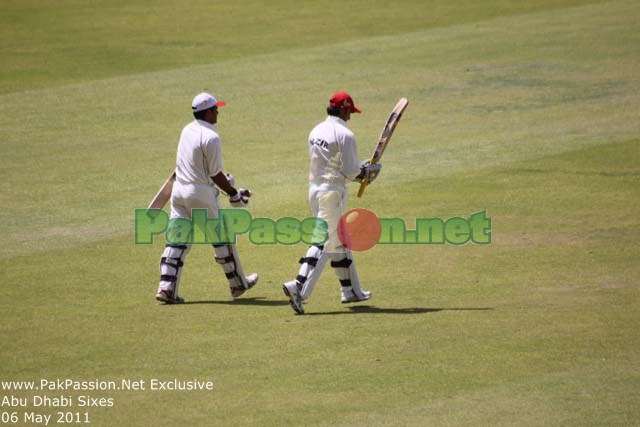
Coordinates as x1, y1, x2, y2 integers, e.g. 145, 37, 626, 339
330, 250, 364, 295
159, 244, 191, 298
298, 245, 329, 300
214, 244, 248, 289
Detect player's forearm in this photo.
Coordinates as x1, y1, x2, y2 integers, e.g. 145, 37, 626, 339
212, 172, 237, 195
343, 160, 362, 181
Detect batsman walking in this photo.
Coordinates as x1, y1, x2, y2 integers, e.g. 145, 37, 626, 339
155, 92, 258, 304
282, 92, 381, 314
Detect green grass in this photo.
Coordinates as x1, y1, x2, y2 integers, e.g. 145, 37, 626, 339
1, 0, 639, 426
0, 0, 599, 94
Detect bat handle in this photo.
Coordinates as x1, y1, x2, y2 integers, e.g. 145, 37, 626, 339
357, 179, 368, 198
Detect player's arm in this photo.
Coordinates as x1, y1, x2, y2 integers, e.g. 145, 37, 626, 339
205, 136, 251, 206
212, 172, 252, 207
212, 172, 237, 195
341, 135, 363, 181
343, 137, 382, 184
342, 135, 381, 184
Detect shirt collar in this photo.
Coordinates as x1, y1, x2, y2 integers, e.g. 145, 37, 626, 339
195, 119, 217, 131
326, 115, 348, 127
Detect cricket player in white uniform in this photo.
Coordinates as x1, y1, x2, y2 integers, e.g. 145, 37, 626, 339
156, 92, 258, 304
282, 92, 382, 314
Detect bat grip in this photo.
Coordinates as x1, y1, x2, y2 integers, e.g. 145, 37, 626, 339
357, 179, 368, 197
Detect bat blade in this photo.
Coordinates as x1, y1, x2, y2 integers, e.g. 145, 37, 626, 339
147, 171, 176, 211
357, 97, 408, 198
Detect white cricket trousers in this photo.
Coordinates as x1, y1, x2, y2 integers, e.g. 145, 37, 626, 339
170, 181, 220, 219
296, 181, 361, 300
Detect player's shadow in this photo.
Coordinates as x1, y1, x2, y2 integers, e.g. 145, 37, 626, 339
180, 297, 289, 306
305, 306, 493, 316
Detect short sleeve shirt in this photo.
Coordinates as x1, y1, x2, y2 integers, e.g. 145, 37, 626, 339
175, 119, 223, 185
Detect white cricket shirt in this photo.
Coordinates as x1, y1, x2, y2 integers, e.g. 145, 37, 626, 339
308, 116, 361, 187
175, 119, 223, 185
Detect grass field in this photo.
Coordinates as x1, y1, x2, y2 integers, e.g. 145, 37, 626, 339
1, 0, 639, 425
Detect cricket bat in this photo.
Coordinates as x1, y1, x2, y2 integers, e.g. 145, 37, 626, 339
147, 171, 176, 210
357, 97, 408, 198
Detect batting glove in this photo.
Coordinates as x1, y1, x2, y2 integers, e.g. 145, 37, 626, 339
229, 188, 251, 207
357, 161, 382, 184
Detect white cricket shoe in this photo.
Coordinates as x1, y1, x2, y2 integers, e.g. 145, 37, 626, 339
230, 273, 259, 298
341, 288, 371, 304
282, 280, 305, 314
156, 288, 184, 304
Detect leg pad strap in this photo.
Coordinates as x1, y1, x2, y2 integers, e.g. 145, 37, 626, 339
330, 258, 352, 268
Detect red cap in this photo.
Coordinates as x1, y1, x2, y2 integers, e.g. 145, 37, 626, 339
329, 92, 361, 113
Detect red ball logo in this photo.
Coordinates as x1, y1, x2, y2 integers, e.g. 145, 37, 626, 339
337, 208, 381, 252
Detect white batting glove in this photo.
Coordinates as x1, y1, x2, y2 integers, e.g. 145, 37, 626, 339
229, 188, 251, 207
357, 161, 382, 184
